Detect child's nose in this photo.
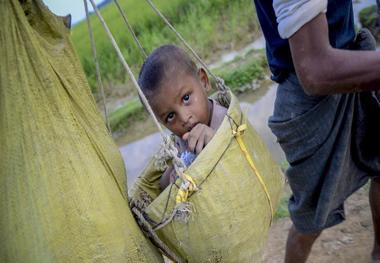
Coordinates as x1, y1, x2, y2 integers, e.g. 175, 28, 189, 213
178, 109, 191, 125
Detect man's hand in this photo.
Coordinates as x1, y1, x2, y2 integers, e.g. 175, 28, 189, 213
182, 124, 215, 154
160, 165, 177, 189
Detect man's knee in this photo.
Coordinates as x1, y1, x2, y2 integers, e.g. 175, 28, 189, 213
288, 225, 322, 243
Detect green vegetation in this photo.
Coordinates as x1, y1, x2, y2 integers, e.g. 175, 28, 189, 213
213, 49, 267, 93
71, 0, 260, 95
280, 160, 289, 173
274, 195, 290, 220
274, 162, 290, 220
109, 98, 145, 132
359, 5, 377, 28
71, 0, 266, 135
359, 5, 380, 41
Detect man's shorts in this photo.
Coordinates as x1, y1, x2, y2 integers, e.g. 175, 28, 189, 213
268, 73, 380, 233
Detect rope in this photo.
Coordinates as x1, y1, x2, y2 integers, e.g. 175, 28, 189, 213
132, 207, 183, 263
175, 174, 197, 204
153, 202, 193, 232
113, 0, 148, 59
153, 209, 178, 232
86, 0, 194, 198
144, 0, 228, 94
87, 0, 163, 135
83, 0, 111, 132
85, 0, 237, 238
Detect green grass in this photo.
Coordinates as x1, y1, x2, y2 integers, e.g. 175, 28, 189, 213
76, 1, 264, 134
109, 98, 145, 131
213, 49, 267, 92
359, 5, 378, 28
275, 162, 290, 220
71, 0, 260, 94
274, 195, 290, 220
280, 160, 289, 173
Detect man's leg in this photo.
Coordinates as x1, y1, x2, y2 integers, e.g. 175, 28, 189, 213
370, 177, 380, 261
285, 225, 321, 263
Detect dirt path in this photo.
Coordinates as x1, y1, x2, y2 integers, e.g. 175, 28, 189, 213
262, 185, 374, 263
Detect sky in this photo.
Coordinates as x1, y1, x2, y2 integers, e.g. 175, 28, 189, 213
43, 0, 104, 25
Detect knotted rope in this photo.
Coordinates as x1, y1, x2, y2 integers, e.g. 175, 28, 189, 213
86, 0, 197, 215
83, 1, 272, 260
84, 1, 198, 260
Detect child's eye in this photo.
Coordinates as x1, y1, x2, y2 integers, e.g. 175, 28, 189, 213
182, 94, 190, 104
166, 112, 175, 123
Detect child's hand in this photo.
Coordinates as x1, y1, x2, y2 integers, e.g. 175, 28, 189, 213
160, 165, 177, 190
182, 123, 215, 154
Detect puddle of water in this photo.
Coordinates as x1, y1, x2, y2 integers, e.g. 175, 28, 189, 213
209, 35, 265, 69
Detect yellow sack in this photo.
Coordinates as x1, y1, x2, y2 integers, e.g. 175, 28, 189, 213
130, 91, 284, 262
0, 1, 163, 262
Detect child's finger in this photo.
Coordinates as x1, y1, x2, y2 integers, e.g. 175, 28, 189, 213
187, 132, 198, 153
182, 132, 189, 141
186, 125, 204, 152
195, 133, 205, 154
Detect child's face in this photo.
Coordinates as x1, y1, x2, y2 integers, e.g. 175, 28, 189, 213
150, 68, 212, 138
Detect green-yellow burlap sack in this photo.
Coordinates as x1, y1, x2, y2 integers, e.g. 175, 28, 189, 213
0, 1, 163, 262
129, 91, 284, 262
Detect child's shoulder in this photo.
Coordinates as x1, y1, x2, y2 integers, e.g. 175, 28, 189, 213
209, 98, 228, 130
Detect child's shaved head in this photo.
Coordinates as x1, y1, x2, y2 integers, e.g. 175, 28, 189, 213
138, 44, 212, 138
138, 45, 198, 99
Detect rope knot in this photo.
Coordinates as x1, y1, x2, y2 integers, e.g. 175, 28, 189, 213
215, 77, 231, 108
232, 124, 247, 137
156, 135, 196, 204
215, 77, 227, 93
154, 135, 175, 171
175, 174, 197, 204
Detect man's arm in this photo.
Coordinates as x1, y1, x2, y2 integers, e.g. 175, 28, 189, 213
289, 13, 380, 95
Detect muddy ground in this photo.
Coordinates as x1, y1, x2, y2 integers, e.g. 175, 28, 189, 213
263, 185, 375, 262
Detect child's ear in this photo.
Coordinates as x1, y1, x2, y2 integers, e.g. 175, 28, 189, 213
197, 68, 210, 92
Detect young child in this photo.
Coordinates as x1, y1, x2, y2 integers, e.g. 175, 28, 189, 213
138, 45, 227, 190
